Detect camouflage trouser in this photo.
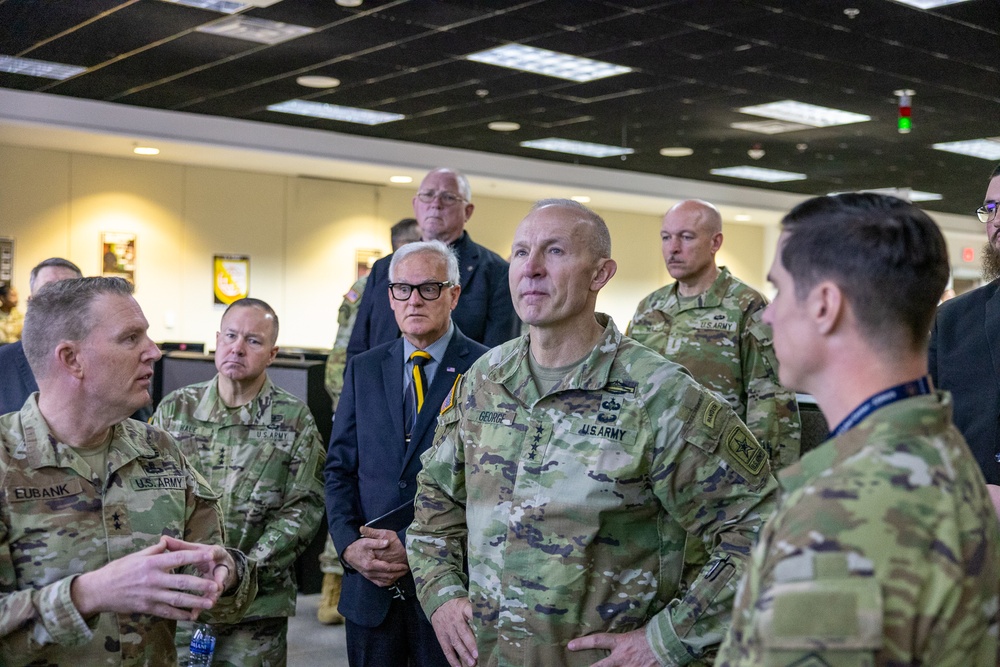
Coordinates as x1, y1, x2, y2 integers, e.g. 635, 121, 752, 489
176, 616, 288, 667
319, 533, 344, 576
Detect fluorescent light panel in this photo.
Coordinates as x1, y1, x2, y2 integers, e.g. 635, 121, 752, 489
197, 16, 314, 44
730, 120, 813, 135
467, 44, 631, 83
267, 99, 404, 125
0, 55, 85, 80
892, 0, 974, 8
738, 100, 871, 127
830, 187, 944, 202
520, 138, 634, 158
160, 0, 250, 14
710, 166, 807, 183
932, 138, 1000, 160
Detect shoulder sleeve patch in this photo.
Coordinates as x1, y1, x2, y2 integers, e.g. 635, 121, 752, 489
725, 421, 768, 477
345, 288, 360, 304
440, 374, 463, 416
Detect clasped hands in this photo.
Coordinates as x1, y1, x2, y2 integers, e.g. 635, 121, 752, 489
342, 526, 409, 587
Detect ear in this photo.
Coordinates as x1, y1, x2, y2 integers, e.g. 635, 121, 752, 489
710, 232, 723, 254
448, 284, 462, 311
267, 346, 278, 366
55, 341, 84, 379
463, 202, 475, 221
809, 281, 844, 336
591, 258, 618, 292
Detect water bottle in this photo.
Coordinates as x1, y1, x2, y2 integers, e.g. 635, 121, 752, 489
187, 623, 216, 666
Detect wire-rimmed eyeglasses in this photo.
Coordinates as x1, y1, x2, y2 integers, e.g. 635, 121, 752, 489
415, 190, 466, 206
388, 281, 454, 301
977, 202, 998, 224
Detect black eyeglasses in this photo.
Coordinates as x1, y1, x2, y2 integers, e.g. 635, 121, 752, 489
977, 202, 998, 224
388, 281, 454, 301
416, 190, 465, 206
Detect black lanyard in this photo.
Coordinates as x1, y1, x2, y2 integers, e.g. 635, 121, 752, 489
829, 377, 932, 438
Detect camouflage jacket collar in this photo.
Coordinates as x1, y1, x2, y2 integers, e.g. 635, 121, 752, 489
669, 265, 734, 311
192, 374, 275, 426
777, 391, 953, 495
488, 313, 623, 409
18, 393, 155, 472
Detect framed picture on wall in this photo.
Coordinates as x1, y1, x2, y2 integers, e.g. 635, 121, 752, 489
213, 254, 250, 305
102, 232, 136, 284
355, 249, 382, 280
0, 237, 13, 285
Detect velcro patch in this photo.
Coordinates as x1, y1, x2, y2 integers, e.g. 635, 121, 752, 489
703, 399, 723, 429
131, 476, 187, 491
8, 479, 83, 502
440, 374, 462, 415
725, 423, 767, 476
604, 380, 636, 395
345, 288, 360, 303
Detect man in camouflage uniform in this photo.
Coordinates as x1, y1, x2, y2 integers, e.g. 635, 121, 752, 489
0, 277, 256, 666
407, 199, 777, 667
153, 298, 325, 666
628, 199, 799, 470
319, 217, 420, 625
716, 194, 1000, 666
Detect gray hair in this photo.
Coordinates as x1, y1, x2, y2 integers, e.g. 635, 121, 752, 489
389, 240, 461, 285
530, 198, 612, 259
427, 168, 472, 202
23, 277, 134, 379
29, 257, 82, 293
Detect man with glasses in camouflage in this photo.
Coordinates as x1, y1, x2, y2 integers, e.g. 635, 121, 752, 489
346, 168, 519, 362
930, 164, 1000, 499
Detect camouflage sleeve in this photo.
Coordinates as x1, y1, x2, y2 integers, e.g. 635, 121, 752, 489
742, 311, 801, 469
0, 522, 98, 661
180, 450, 258, 623
244, 412, 326, 576
644, 380, 778, 665
406, 375, 471, 620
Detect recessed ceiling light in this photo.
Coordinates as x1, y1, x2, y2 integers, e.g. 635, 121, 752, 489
296, 75, 340, 89
160, 0, 253, 14
571, 196, 591, 203
466, 44, 632, 83
931, 137, 1000, 160
738, 100, 871, 128
659, 147, 694, 157
891, 0, 973, 8
520, 138, 634, 158
0, 55, 86, 80
197, 16, 314, 44
730, 120, 813, 135
335, 0, 362, 6
734, 214, 752, 222
133, 146, 160, 156
710, 166, 808, 183
267, 99, 404, 125
830, 187, 943, 202
389, 175, 412, 184
488, 121, 521, 132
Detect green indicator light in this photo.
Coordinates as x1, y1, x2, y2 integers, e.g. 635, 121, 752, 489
898, 117, 911, 134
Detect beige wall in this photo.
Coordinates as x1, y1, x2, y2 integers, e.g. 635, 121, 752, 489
0, 143, 769, 348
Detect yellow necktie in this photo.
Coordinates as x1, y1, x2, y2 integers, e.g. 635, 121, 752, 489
409, 350, 432, 414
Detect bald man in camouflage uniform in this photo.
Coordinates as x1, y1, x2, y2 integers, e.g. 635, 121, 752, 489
716, 194, 1000, 666
154, 298, 325, 666
628, 200, 799, 470
408, 200, 776, 667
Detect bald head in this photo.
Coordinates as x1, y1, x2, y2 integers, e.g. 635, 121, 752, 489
665, 200, 722, 235
660, 199, 723, 295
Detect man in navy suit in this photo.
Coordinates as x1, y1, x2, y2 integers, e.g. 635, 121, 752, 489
0, 257, 82, 415
326, 240, 489, 667
930, 163, 1000, 496
346, 167, 518, 364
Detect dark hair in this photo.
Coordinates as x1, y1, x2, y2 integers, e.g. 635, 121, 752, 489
780, 193, 948, 352
0, 283, 10, 299
29, 257, 83, 293
23, 277, 134, 378
530, 198, 612, 259
222, 297, 279, 343
391, 218, 420, 248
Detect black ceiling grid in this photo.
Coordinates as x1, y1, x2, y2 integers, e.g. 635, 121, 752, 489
0, 0, 996, 215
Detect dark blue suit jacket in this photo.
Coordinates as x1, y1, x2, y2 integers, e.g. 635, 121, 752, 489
325, 326, 487, 627
0, 342, 37, 416
929, 279, 1000, 484
346, 231, 518, 364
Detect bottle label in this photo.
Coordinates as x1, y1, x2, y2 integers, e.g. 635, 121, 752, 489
190, 635, 215, 655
